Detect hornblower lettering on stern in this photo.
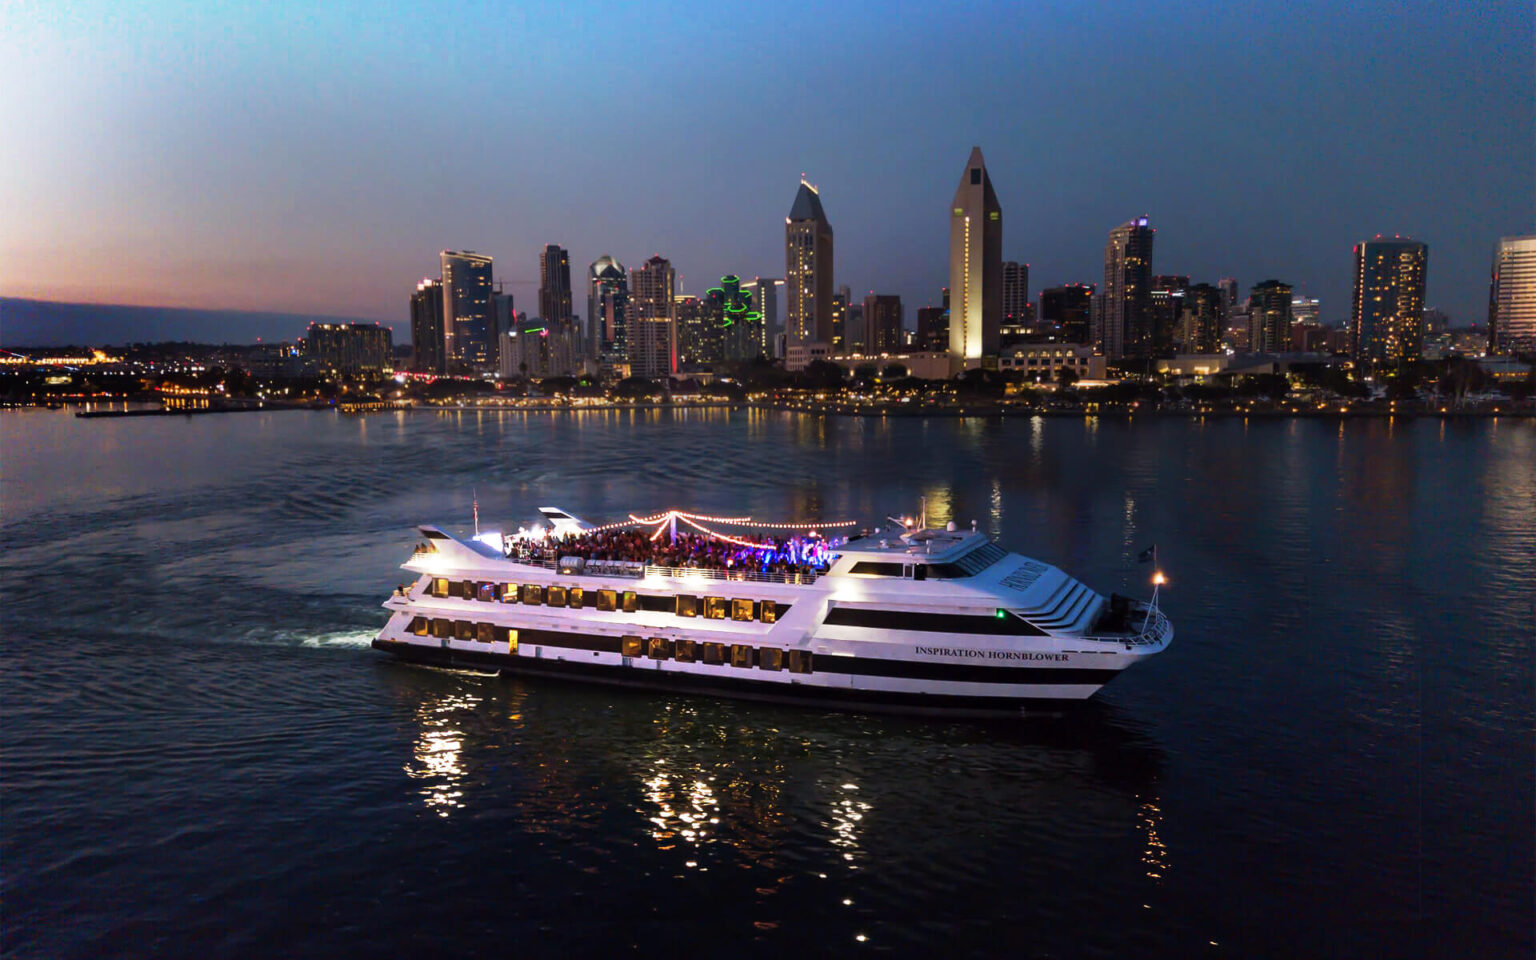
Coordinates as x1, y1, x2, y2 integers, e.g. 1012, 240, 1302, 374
373, 507, 1173, 718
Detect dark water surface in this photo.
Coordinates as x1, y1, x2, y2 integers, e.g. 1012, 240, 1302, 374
3, 408, 1532, 958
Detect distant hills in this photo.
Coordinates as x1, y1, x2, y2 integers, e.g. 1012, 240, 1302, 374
0, 298, 387, 347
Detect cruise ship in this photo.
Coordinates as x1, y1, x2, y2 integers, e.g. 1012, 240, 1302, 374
372, 508, 1173, 718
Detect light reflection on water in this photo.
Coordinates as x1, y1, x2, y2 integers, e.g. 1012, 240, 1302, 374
1, 408, 1531, 958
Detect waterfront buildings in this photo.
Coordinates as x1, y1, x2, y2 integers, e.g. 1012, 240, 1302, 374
539, 245, 574, 326
441, 251, 496, 370
948, 147, 1003, 367
1002, 261, 1030, 335
588, 255, 628, 364
863, 294, 903, 354
1180, 283, 1224, 354
303, 322, 393, 374
997, 344, 1106, 381
630, 255, 676, 379
1150, 275, 1189, 356
1098, 218, 1156, 360
1038, 284, 1094, 345
674, 295, 708, 366
831, 286, 849, 352
743, 278, 783, 355
785, 179, 834, 347
916, 305, 948, 352
410, 278, 446, 374
1249, 280, 1294, 354
500, 316, 576, 379
1488, 235, 1536, 355
1351, 237, 1428, 364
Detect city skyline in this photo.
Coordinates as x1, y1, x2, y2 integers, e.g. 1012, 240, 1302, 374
1, 1, 1531, 342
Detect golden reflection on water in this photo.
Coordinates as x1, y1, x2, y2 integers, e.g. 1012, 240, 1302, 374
828, 782, 872, 868
641, 757, 722, 855
403, 692, 482, 817
1137, 795, 1168, 881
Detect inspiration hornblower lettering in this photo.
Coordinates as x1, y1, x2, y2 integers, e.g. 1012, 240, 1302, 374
915, 645, 1069, 662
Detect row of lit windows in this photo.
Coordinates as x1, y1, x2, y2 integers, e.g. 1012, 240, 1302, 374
404, 617, 812, 673
428, 578, 782, 623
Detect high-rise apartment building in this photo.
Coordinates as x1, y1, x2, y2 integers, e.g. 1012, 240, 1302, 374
1150, 275, 1189, 356
441, 251, 496, 369
587, 255, 628, 363
538, 245, 573, 327
1488, 235, 1536, 355
1180, 283, 1223, 354
863, 294, 903, 354
304, 322, 393, 374
1002, 261, 1029, 326
674, 295, 709, 366
629, 255, 676, 380
410, 278, 446, 374
1249, 280, 1294, 353
1217, 277, 1240, 316
948, 147, 1003, 366
830, 288, 848, 353
785, 180, 834, 346
916, 306, 948, 352
1100, 219, 1155, 359
1351, 237, 1428, 363
743, 277, 783, 353
1039, 284, 1094, 345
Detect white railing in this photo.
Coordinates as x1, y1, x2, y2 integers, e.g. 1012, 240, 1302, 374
1083, 606, 1170, 646
501, 554, 819, 585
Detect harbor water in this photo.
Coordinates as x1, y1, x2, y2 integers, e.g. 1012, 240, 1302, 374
2, 408, 1531, 958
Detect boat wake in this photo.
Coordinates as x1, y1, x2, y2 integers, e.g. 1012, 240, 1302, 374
299, 630, 379, 650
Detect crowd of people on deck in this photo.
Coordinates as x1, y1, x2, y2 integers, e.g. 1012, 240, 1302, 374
505, 526, 831, 579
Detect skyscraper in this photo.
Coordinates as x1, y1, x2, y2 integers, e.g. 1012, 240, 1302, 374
1150, 275, 1188, 357
629, 255, 676, 380
1039, 284, 1094, 345
1249, 280, 1294, 353
1180, 283, 1224, 354
785, 179, 834, 346
539, 244, 573, 326
1351, 237, 1428, 363
948, 146, 1003, 366
410, 278, 446, 374
441, 251, 495, 370
1100, 219, 1155, 359
916, 306, 947, 352
587, 255, 628, 363
1217, 277, 1240, 316
1488, 235, 1536, 355
304, 322, 394, 374
1002, 261, 1029, 326
674, 294, 708, 366
743, 277, 783, 354
863, 294, 903, 354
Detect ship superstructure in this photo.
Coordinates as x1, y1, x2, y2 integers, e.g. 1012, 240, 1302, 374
372, 508, 1172, 718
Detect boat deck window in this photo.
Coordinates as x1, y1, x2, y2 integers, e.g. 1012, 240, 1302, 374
675, 595, 698, 618
787, 650, 813, 674
476, 582, 496, 602
731, 599, 753, 621
476, 622, 495, 643
675, 639, 698, 663
431, 578, 451, 598
759, 648, 784, 672
454, 620, 475, 640
568, 587, 585, 608
823, 607, 1046, 636
460, 580, 475, 599
521, 584, 543, 605
622, 591, 638, 613
621, 635, 643, 657
431, 618, 452, 638
760, 602, 778, 624
730, 645, 755, 669
597, 589, 618, 612
497, 583, 517, 602
408, 616, 429, 636
850, 561, 905, 577
647, 637, 673, 660
546, 585, 567, 608
703, 642, 727, 665
704, 597, 728, 620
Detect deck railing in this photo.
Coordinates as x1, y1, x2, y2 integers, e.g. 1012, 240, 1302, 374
1084, 606, 1170, 646
500, 554, 820, 586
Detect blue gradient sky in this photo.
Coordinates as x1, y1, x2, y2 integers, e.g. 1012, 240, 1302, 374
2, 0, 1531, 340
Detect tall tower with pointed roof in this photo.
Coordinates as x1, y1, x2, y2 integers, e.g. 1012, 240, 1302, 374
948, 147, 1002, 366
785, 179, 834, 346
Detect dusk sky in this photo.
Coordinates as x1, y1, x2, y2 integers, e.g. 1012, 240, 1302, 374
2, 0, 1532, 342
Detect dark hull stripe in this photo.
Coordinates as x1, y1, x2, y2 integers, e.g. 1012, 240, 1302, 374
396, 626, 1121, 685
372, 639, 1099, 718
